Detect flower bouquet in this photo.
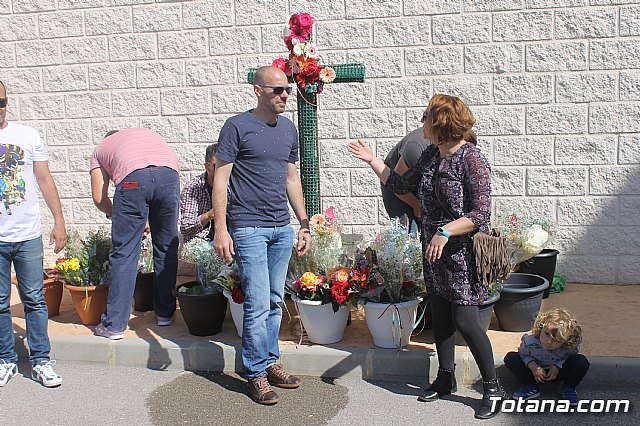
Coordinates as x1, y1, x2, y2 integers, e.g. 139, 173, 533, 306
178, 237, 225, 295
52, 229, 111, 325
286, 207, 353, 344
494, 211, 555, 270
353, 219, 424, 304
352, 220, 425, 348
53, 229, 111, 287
211, 262, 245, 337
272, 12, 335, 94
286, 206, 349, 309
212, 262, 245, 304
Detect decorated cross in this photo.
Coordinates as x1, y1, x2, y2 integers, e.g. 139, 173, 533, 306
247, 13, 365, 216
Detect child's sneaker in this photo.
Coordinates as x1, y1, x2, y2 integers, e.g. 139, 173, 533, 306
561, 387, 580, 407
32, 360, 62, 388
513, 384, 540, 400
0, 360, 18, 386
95, 323, 124, 340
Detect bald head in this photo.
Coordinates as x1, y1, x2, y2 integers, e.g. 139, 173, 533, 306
253, 66, 287, 86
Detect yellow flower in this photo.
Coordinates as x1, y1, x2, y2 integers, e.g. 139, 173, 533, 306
300, 272, 319, 288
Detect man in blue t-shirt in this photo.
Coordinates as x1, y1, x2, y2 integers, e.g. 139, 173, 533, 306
213, 66, 312, 405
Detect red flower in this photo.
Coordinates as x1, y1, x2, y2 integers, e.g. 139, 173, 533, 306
297, 12, 314, 30
231, 287, 245, 304
331, 280, 351, 304
295, 62, 323, 88
289, 13, 312, 37
271, 57, 291, 76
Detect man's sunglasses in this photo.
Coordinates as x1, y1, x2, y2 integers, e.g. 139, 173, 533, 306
0, 98, 6, 108
259, 85, 293, 95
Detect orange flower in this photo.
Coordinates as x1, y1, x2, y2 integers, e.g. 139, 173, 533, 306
319, 66, 336, 84
310, 214, 326, 230
331, 267, 350, 283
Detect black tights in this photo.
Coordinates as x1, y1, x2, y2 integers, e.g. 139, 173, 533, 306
429, 294, 496, 381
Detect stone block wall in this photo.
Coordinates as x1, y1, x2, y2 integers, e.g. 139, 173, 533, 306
1, 0, 639, 284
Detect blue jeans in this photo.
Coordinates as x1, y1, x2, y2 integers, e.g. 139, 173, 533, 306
230, 225, 294, 379
0, 236, 50, 366
102, 166, 180, 333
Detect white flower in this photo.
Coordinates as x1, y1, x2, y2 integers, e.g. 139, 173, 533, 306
292, 42, 305, 57
522, 224, 549, 254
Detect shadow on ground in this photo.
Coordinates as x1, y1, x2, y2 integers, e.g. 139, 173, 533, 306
146, 372, 348, 426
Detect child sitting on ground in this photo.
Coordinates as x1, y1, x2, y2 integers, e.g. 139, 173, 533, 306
504, 308, 590, 407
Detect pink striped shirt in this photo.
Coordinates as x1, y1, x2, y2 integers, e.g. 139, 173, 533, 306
90, 128, 180, 185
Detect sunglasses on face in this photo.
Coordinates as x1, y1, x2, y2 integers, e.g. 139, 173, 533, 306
420, 111, 429, 123
259, 85, 293, 95
0, 98, 6, 108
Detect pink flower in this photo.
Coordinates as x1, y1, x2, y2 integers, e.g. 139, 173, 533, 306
272, 57, 287, 72
297, 12, 313, 30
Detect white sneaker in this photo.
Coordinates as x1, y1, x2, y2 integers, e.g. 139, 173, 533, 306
0, 360, 17, 386
32, 360, 62, 387
157, 315, 174, 326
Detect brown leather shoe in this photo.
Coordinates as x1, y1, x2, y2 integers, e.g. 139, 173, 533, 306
247, 374, 279, 405
266, 364, 301, 389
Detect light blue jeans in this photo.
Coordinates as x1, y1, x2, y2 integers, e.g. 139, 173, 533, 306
230, 225, 294, 379
0, 236, 51, 367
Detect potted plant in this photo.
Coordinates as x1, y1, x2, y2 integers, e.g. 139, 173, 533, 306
52, 229, 111, 326
42, 269, 64, 318
353, 220, 425, 349
175, 238, 227, 336
491, 211, 554, 332
285, 208, 353, 344
212, 262, 245, 337
133, 231, 154, 312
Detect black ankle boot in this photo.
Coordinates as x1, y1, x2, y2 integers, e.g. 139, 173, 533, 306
417, 366, 457, 402
475, 378, 506, 419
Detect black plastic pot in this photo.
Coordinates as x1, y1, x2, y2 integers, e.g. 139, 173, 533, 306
517, 249, 559, 299
133, 272, 154, 312
494, 273, 549, 332
173, 281, 228, 336
456, 291, 500, 346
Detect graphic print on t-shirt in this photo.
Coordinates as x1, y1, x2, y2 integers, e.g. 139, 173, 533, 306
0, 144, 26, 215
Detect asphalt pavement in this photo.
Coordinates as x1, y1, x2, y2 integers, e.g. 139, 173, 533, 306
0, 362, 637, 426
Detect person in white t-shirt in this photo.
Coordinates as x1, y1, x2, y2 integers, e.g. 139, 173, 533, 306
0, 80, 67, 388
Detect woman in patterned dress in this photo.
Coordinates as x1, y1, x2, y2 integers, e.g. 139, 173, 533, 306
348, 94, 504, 419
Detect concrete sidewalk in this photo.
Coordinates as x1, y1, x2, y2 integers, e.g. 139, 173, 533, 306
10, 281, 640, 385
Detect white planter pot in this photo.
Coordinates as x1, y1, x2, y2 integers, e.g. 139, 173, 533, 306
222, 289, 243, 337
293, 295, 350, 344
364, 299, 422, 348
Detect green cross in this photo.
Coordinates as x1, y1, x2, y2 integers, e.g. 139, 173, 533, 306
248, 63, 366, 216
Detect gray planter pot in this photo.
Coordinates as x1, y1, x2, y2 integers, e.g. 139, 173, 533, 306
494, 273, 549, 332
517, 248, 559, 299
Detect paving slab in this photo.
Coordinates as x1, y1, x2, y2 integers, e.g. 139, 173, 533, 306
10, 280, 640, 384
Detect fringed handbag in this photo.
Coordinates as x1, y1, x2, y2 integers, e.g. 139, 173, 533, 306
434, 167, 511, 288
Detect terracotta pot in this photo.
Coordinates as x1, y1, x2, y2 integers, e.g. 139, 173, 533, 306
43, 278, 64, 318
65, 284, 109, 326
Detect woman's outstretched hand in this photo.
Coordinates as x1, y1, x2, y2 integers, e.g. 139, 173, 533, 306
348, 139, 374, 164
